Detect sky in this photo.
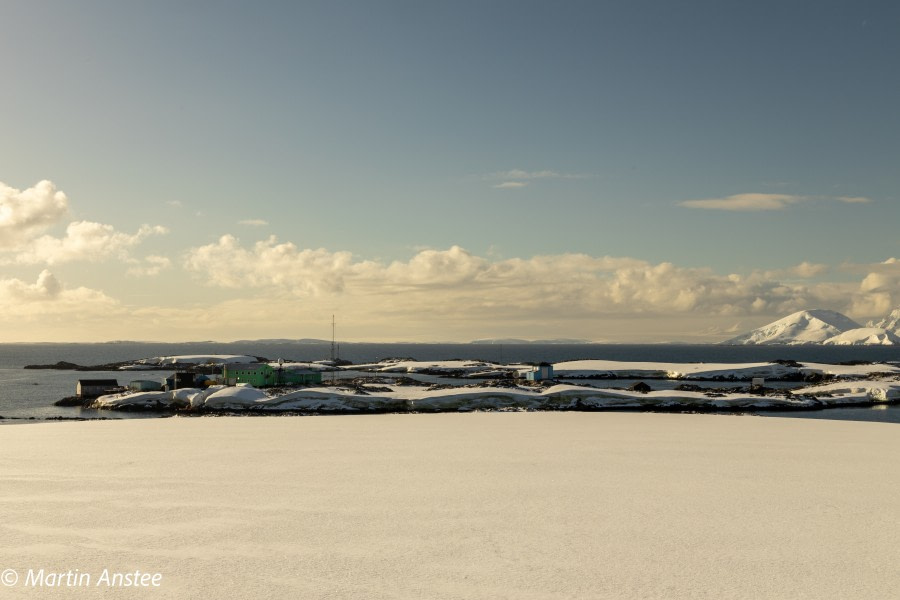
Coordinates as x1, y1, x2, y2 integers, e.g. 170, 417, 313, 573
0, 0, 898, 343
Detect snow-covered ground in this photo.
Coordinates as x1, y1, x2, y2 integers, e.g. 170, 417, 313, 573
354, 358, 900, 381
93, 371, 900, 412
552, 360, 800, 380
3, 413, 900, 599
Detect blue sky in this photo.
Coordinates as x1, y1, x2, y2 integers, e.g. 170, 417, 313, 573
0, 1, 897, 341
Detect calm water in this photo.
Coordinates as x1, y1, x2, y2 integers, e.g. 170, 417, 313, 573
0, 342, 896, 422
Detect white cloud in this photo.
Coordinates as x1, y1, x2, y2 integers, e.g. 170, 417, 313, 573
0, 180, 69, 247
184, 235, 354, 294
0, 270, 118, 317
13, 221, 169, 265
762, 261, 829, 280
680, 193, 874, 211
483, 169, 588, 188
679, 193, 801, 211
126, 255, 172, 277
490, 169, 563, 180
0, 180, 169, 267
238, 219, 269, 226
487, 169, 589, 180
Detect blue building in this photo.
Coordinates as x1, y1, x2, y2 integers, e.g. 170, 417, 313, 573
525, 363, 554, 381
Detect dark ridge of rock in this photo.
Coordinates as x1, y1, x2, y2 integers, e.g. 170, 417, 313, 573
26, 360, 139, 371
773, 359, 803, 367
414, 368, 468, 377
24, 361, 82, 370
675, 384, 703, 392
390, 377, 428, 387
54, 396, 87, 407
465, 379, 521, 389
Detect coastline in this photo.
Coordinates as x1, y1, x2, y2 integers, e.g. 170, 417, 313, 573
2, 347, 898, 422
1, 412, 898, 599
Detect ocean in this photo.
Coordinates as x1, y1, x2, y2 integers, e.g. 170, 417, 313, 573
0, 342, 897, 423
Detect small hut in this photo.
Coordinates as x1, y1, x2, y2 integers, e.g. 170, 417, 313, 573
76, 379, 120, 399
129, 379, 164, 392
525, 362, 555, 382
629, 381, 652, 394
164, 372, 196, 391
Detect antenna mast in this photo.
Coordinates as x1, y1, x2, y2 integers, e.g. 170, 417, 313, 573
330, 314, 336, 384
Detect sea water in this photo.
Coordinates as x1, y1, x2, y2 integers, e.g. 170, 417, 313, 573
0, 342, 897, 422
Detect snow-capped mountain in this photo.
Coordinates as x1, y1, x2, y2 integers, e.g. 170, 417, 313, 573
724, 309, 863, 345
867, 308, 900, 336
724, 308, 900, 345
822, 327, 900, 346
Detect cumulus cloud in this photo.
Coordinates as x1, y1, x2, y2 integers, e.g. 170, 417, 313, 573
126, 255, 172, 277
0, 270, 118, 317
680, 193, 873, 211
238, 219, 269, 226
0, 180, 69, 247
762, 261, 829, 280
184, 235, 355, 294
183, 240, 897, 328
13, 221, 169, 265
0, 180, 169, 268
679, 193, 801, 211
493, 182, 528, 189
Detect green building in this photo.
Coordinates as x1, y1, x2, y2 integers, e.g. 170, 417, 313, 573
222, 363, 322, 387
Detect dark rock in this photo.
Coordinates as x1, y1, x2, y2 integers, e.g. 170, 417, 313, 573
24, 361, 81, 370
773, 359, 803, 368
675, 384, 703, 392
54, 397, 87, 407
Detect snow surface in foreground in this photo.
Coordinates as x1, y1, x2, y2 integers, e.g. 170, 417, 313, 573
3, 414, 900, 599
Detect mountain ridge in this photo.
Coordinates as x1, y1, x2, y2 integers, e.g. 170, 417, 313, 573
724, 308, 900, 345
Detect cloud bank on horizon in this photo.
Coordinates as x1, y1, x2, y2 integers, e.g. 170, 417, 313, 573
0, 179, 896, 342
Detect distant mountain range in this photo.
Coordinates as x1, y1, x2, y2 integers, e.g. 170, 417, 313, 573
469, 338, 593, 345
229, 338, 333, 344
724, 308, 900, 345
229, 338, 595, 345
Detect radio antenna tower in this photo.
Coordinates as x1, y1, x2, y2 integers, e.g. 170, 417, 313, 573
330, 314, 336, 384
